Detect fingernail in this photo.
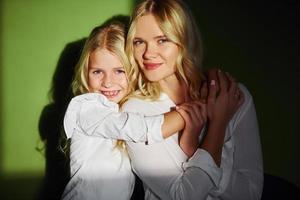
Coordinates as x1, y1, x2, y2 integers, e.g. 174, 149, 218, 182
210, 80, 216, 85
175, 106, 180, 110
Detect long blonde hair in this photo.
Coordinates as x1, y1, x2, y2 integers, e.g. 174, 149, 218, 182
72, 16, 136, 150
126, 0, 205, 100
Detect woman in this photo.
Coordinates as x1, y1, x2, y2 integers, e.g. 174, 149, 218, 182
123, 0, 263, 199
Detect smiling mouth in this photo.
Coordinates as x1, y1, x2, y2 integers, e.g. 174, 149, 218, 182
101, 90, 120, 98
143, 63, 162, 70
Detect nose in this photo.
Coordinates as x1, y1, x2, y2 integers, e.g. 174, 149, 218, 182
143, 42, 157, 59
102, 73, 113, 88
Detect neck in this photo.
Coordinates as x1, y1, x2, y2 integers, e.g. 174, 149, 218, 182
159, 74, 189, 105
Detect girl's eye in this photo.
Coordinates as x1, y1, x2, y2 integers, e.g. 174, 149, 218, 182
92, 70, 103, 75
133, 39, 144, 46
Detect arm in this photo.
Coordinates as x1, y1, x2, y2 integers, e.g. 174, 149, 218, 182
179, 70, 244, 166
217, 84, 264, 200
123, 98, 222, 200
176, 101, 207, 157
124, 81, 261, 200
64, 93, 185, 143
162, 111, 185, 138
182, 84, 263, 200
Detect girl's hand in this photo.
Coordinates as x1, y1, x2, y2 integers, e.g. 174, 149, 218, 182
176, 101, 207, 157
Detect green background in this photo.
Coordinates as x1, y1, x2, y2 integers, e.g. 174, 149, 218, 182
0, 0, 132, 199
1, 0, 299, 199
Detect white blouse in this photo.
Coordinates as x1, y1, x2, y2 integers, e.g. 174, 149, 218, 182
122, 84, 264, 200
61, 93, 164, 200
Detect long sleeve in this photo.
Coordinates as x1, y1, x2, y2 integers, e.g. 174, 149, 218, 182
123, 95, 222, 200
125, 142, 220, 200
122, 86, 263, 200
214, 84, 264, 200
63, 93, 164, 143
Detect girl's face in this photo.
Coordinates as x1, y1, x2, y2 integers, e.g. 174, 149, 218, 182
133, 14, 179, 82
88, 49, 128, 103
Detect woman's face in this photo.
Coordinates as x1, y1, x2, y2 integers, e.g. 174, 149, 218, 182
88, 49, 128, 103
133, 14, 179, 82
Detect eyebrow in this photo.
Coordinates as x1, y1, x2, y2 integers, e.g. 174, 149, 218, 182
113, 67, 125, 70
89, 66, 124, 70
134, 35, 167, 40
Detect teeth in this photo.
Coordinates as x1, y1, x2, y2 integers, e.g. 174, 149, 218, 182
101, 90, 119, 97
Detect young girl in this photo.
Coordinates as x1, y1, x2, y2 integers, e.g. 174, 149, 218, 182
61, 17, 206, 200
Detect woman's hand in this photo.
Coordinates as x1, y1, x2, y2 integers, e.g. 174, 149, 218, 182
200, 69, 244, 165
176, 101, 207, 157
206, 69, 244, 128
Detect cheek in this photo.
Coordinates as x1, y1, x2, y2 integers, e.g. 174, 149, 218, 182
134, 48, 144, 62
164, 47, 179, 69
88, 75, 99, 88
116, 75, 129, 90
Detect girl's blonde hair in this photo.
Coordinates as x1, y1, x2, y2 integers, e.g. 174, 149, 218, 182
72, 16, 137, 150
126, 0, 205, 100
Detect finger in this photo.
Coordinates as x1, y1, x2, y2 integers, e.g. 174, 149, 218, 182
207, 79, 217, 103
193, 101, 207, 124
179, 103, 203, 125
200, 81, 208, 103
176, 106, 192, 124
229, 79, 238, 97
225, 72, 238, 95
205, 68, 220, 94
199, 103, 207, 123
218, 70, 229, 94
225, 72, 237, 84
191, 102, 204, 122
181, 103, 202, 121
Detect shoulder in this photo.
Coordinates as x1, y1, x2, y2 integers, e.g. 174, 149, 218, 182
64, 93, 118, 138
122, 95, 172, 115
238, 83, 254, 105
70, 93, 118, 108
230, 83, 256, 125
122, 97, 149, 112
238, 83, 254, 111
122, 97, 156, 115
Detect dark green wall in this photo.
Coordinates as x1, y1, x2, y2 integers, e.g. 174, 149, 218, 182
185, 0, 300, 188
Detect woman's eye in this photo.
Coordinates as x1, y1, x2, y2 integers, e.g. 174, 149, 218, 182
115, 69, 125, 74
158, 38, 169, 44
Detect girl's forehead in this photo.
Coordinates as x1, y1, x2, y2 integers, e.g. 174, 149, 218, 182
89, 49, 123, 69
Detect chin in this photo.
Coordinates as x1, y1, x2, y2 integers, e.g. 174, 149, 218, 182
146, 76, 163, 82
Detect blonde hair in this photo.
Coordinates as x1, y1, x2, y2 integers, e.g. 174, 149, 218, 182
72, 16, 137, 150
126, 0, 205, 100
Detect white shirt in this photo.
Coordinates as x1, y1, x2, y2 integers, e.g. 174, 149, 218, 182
122, 84, 264, 200
61, 93, 164, 200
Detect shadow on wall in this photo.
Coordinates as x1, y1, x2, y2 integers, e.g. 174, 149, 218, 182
37, 14, 147, 200
38, 38, 86, 200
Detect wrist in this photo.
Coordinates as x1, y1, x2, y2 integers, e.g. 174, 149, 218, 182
179, 135, 199, 157
207, 120, 228, 132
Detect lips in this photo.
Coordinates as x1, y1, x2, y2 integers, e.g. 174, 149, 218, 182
101, 90, 120, 98
143, 62, 162, 70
